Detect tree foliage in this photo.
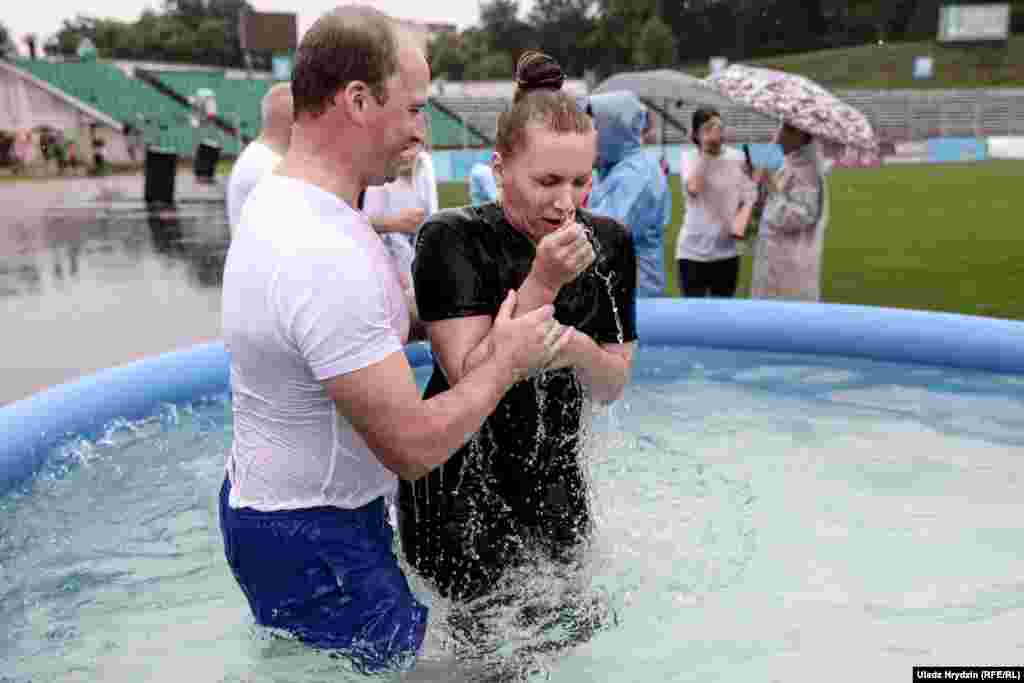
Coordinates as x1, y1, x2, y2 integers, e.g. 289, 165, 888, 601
426, 0, 1014, 80
36, 0, 1023, 79
43, 0, 252, 67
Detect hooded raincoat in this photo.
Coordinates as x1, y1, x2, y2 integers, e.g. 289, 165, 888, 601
468, 162, 499, 205
587, 92, 672, 297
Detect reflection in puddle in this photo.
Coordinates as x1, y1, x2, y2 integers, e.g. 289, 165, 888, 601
0, 201, 230, 296
0, 178, 231, 404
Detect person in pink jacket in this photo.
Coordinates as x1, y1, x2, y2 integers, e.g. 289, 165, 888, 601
749, 122, 829, 302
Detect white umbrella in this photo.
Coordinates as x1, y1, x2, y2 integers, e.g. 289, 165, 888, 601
592, 69, 737, 111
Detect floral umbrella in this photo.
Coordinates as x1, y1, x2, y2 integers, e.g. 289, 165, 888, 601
703, 64, 879, 166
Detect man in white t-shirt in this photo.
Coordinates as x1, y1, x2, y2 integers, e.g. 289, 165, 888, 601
225, 82, 293, 234
219, 6, 570, 673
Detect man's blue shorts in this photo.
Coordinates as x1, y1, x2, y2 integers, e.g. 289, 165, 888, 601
218, 477, 428, 672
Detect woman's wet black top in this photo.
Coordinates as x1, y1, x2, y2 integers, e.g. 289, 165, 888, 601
398, 202, 637, 601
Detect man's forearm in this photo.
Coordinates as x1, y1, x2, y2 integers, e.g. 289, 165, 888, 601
370, 215, 416, 235
397, 355, 519, 480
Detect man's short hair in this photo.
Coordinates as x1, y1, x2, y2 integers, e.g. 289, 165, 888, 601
291, 6, 400, 119
261, 82, 293, 126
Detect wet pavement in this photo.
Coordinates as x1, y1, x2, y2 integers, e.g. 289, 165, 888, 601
0, 173, 230, 405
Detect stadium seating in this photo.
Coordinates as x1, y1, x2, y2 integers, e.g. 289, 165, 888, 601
9, 58, 238, 156
148, 69, 490, 149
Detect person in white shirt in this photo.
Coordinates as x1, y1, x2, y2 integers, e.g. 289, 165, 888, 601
218, 6, 570, 673
363, 142, 437, 340
363, 141, 438, 287
225, 82, 293, 234
676, 107, 757, 298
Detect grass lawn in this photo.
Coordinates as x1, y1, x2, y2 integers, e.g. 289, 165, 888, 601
682, 35, 1024, 90
440, 160, 1024, 321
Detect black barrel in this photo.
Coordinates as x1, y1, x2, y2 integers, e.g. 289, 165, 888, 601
144, 147, 177, 205
193, 139, 221, 182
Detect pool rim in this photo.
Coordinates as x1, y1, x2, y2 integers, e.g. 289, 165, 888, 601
3, 298, 1024, 493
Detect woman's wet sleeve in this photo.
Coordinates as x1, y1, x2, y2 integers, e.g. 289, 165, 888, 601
413, 218, 497, 322
590, 222, 639, 345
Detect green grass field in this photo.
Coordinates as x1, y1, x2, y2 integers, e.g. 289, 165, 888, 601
683, 35, 1024, 89
439, 160, 1024, 321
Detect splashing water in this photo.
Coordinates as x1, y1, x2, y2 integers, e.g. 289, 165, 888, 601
399, 356, 613, 679
593, 269, 625, 346
577, 219, 625, 346
408, 216, 633, 675
399, 217, 630, 677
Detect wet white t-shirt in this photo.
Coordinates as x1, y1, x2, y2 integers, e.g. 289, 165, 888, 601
226, 140, 280, 235
221, 175, 410, 511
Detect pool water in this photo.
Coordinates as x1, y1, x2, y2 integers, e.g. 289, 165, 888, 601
2, 346, 1023, 682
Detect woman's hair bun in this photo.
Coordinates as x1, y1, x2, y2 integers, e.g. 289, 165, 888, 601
514, 51, 565, 99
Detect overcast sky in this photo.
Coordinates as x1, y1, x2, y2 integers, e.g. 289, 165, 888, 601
4, 0, 520, 52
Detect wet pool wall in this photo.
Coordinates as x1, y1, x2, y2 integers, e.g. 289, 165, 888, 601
2, 300, 1024, 495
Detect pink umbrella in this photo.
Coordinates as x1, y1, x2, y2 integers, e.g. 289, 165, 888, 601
703, 65, 879, 166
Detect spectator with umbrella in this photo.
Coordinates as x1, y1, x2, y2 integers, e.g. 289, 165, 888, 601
704, 65, 878, 302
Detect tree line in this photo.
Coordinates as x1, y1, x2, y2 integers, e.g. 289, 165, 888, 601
38, 0, 252, 68
14, 0, 1024, 80
435, 0, 1024, 81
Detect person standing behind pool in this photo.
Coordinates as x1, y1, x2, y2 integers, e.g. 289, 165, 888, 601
398, 50, 637, 614
219, 8, 569, 672
363, 140, 437, 288
363, 140, 436, 340
586, 91, 672, 297
642, 109, 671, 178
676, 108, 757, 298
748, 121, 829, 301
226, 83, 293, 235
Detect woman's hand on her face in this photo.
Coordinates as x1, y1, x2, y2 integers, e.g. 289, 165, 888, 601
529, 221, 596, 291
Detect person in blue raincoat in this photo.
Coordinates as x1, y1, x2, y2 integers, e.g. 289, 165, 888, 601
586, 91, 672, 297
468, 161, 499, 205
